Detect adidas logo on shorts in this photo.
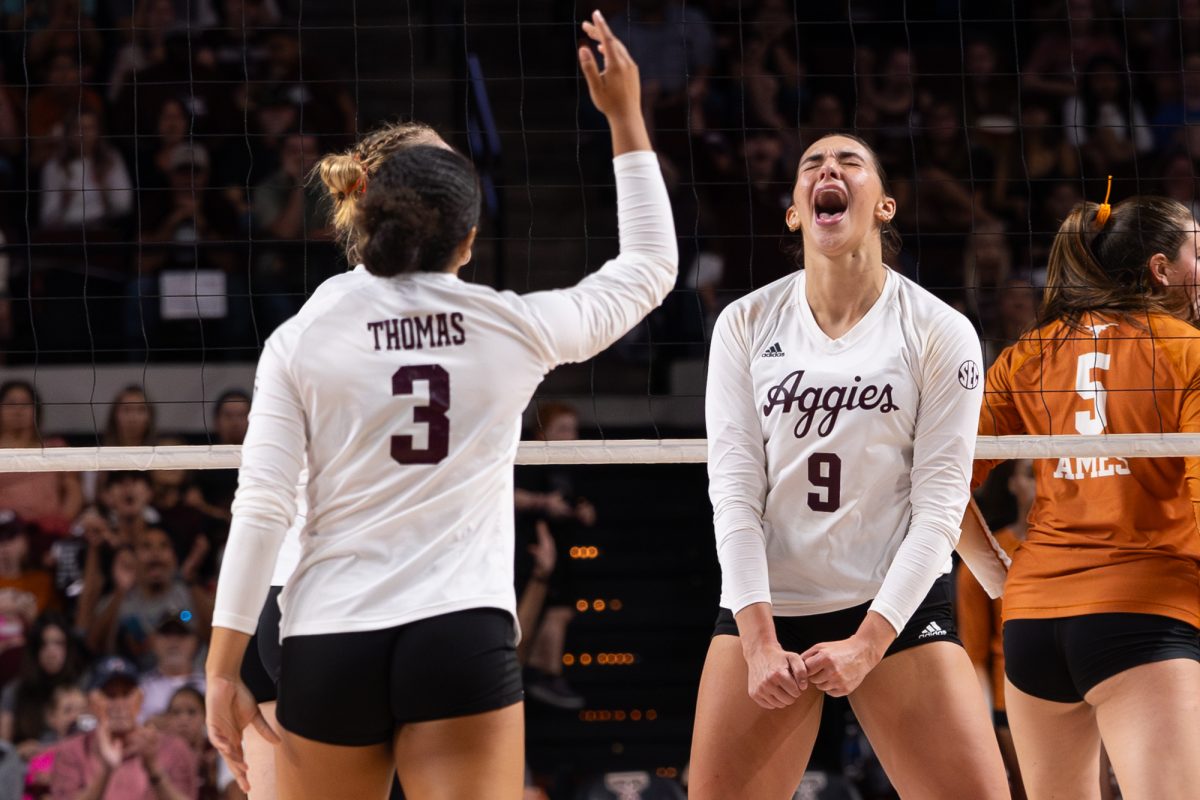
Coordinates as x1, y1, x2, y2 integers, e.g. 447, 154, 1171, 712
918, 621, 947, 639
761, 342, 785, 358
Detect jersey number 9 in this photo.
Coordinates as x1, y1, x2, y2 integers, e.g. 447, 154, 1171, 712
807, 452, 842, 512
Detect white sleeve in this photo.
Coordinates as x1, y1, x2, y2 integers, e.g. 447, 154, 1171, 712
706, 305, 771, 614
869, 312, 983, 634
518, 150, 678, 366
212, 329, 306, 633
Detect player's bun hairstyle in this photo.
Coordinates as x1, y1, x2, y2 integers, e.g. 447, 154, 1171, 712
356, 145, 481, 277
312, 121, 443, 266
786, 132, 902, 264
1039, 196, 1197, 330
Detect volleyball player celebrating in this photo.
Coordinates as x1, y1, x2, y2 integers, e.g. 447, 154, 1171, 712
235, 120, 451, 800
977, 196, 1200, 799
206, 12, 676, 800
689, 134, 1008, 799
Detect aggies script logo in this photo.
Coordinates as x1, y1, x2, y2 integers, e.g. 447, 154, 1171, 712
763, 370, 899, 438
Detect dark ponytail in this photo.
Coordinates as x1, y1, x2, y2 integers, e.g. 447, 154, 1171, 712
355, 146, 481, 277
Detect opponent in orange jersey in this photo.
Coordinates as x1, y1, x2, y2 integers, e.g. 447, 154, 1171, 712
976, 196, 1200, 799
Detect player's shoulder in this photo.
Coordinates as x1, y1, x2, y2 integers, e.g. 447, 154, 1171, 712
716, 271, 801, 332
890, 269, 973, 332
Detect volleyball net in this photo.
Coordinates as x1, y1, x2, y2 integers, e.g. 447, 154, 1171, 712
1, 1, 1199, 463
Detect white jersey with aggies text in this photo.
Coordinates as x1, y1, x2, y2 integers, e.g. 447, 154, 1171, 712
706, 268, 983, 634
212, 151, 677, 639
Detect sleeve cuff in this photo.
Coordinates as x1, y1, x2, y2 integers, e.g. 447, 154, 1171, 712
612, 150, 659, 171
210, 614, 261, 637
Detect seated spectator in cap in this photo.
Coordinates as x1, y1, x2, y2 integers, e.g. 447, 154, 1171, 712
49, 656, 198, 800
0, 613, 82, 757
37, 110, 133, 233
137, 612, 204, 723
85, 529, 212, 669
0, 381, 83, 537
18, 682, 87, 797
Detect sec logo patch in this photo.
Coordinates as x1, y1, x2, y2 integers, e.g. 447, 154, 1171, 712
958, 360, 980, 390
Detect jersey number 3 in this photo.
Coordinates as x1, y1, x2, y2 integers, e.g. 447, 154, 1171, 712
391, 365, 450, 464
1074, 352, 1110, 435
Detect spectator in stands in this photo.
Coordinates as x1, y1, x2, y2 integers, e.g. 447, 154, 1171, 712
38, 110, 133, 233
959, 460, 1032, 800
138, 99, 191, 197
519, 403, 597, 711
1022, 0, 1122, 101
1150, 52, 1200, 152
855, 47, 931, 151
162, 687, 234, 800
0, 613, 83, 757
250, 131, 332, 333
735, 1, 803, 133
247, 30, 356, 140
1063, 56, 1154, 174
149, 464, 217, 592
802, 93, 846, 142
1161, 152, 1200, 221
961, 220, 1014, 347
26, 52, 104, 170
49, 656, 198, 799
0, 64, 19, 188
85, 528, 213, 668
128, 142, 251, 359
609, 0, 715, 146
0, 381, 82, 537
189, 391, 248, 527
138, 613, 203, 723
991, 103, 1078, 226
108, 0, 177, 102
103, 387, 156, 451
15, 682, 86, 798
916, 100, 1000, 215
6, 0, 102, 74
963, 38, 1017, 134
0, 511, 59, 617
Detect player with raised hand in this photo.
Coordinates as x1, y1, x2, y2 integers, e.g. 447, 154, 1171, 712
689, 133, 1008, 799
977, 195, 1200, 799
205, 10, 676, 800
234, 120, 454, 800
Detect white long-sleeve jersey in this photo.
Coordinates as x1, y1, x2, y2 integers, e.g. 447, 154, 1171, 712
707, 268, 982, 634
213, 151, 677, 638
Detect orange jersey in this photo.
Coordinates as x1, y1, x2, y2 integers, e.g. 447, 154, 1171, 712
976, 313, 1200, 628
957, 528, 1021, 711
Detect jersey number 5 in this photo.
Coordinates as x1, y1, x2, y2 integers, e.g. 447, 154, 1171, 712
1074, 352, 1110, 435
391, 365, 450, 465
807, 452, 841, 512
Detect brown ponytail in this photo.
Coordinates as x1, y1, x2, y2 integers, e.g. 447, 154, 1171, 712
1039, 197, 1197, 331
310, 121, 443, 266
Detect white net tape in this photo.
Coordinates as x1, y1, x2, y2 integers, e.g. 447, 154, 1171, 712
2, 435, 1200, 471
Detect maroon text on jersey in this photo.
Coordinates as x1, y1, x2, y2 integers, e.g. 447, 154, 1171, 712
366, 313, 467, 351
762, 370, 899, 438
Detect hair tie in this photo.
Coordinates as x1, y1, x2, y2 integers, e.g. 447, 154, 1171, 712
1094, 175, 1113, 228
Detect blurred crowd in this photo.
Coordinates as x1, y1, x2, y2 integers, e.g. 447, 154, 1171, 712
600, 0, 1200, 373
0, 376, 251, 799
0, 0, 355, 364
0, 0, 1197, 797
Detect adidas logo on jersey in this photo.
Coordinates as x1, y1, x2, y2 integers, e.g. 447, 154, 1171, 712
761, 342, 785, 358
918, 621, 947, 639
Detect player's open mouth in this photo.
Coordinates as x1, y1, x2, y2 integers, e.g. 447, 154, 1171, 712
813, 186, 848, 226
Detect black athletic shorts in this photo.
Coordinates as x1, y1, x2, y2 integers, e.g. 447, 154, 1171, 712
276, 607, 523, 746
240, 585, 284, 704
1003, 613, 1200, 703
713, 573, 961, 658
